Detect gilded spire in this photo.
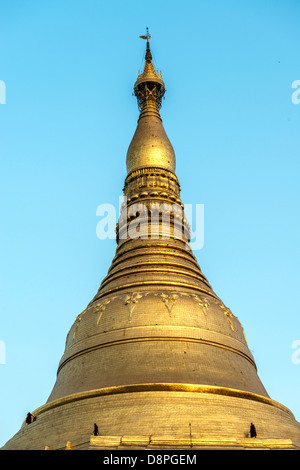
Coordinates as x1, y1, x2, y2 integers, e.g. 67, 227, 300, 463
126, 29, 176, 175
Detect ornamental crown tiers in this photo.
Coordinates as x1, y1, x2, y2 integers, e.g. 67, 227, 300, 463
134, 28, 165, 111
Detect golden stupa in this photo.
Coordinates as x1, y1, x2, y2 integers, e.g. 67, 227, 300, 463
3, 31, 300, 450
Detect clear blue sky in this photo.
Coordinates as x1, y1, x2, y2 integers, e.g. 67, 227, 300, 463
1, 0, 300, 447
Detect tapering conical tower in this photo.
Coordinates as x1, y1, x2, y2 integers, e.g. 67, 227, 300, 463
3, 32, 300, 450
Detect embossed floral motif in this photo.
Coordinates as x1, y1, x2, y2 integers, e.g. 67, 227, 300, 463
217, 303, 235, 331
73, 309, 88, 340
158, 293, 178, 316
95, 300, 111, 326
72, 299, 113, 340
191, 295, 209, 316
123, 292, 143, 320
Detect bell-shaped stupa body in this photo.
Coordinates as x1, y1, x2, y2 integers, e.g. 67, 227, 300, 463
2, 32, 300, 450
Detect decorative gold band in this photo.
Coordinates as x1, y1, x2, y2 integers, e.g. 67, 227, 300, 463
31, 383, 294, 422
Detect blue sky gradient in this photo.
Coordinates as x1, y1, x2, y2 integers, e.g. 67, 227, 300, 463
1, 0, 300, 446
